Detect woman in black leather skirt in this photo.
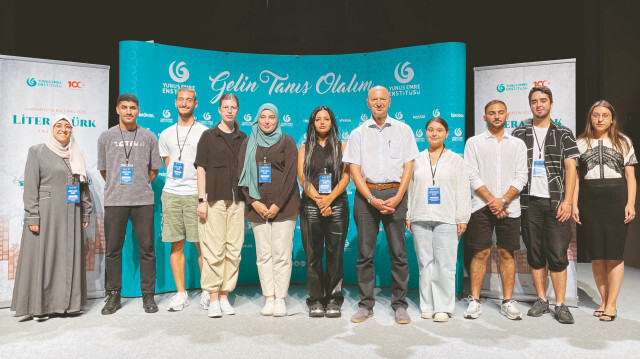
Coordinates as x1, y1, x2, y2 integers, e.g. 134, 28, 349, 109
297, 106, 351, 318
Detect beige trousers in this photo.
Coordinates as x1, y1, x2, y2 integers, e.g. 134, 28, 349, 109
251, 216, 297, 298
199, 200, 245, 292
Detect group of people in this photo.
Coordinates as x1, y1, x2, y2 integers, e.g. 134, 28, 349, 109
11, 84, 636, 326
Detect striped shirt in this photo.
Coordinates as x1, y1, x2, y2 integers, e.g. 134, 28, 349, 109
511, 119, 579, 210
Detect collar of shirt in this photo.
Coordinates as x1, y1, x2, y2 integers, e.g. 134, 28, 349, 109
483, 129, 514, 141
365, 116, 395, 131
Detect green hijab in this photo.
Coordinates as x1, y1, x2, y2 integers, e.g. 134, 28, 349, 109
238, 103, 282, 199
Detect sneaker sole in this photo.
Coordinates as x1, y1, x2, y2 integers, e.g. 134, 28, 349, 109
325, 311, 341, 318
501, 308, 522, 320
273, 312, 287, 317
527, 309, 549, 317
351, 314, 373, 323
464, 310, 482, 319
208, 313, 222, 318
145, 307, 159, 313
395, 319, 411, 324
309, 311, 325, 318
433, 317, 449, 323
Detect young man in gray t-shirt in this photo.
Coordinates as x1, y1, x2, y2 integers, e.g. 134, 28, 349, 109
97, 93, 162, 315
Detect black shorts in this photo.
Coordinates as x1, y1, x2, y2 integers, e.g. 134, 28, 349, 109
521, 196, 572, 272
466, 206, 521, 251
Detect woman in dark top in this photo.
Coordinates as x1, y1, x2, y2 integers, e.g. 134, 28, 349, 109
573, 100, 637, 321
297, 106, 350, 318
238, 103, 300, 317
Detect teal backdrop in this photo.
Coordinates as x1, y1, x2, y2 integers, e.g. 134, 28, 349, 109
118, 41, 466, 297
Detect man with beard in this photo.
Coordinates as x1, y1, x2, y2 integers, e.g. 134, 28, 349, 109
511, 86, 579, 324
159, 87, 208, 311
463, 100, 528, 320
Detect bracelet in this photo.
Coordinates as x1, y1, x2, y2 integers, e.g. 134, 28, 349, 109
562, 201, 572, 206
367, 195, 375, 203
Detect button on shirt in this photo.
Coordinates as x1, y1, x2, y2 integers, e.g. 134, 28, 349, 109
342, 116, 419, 183
464, 130, 528, 217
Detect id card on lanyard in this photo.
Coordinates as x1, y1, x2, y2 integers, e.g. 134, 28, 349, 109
533, 161, 546, 177
318, 168, 331, 194
120, 164, 134, 184
67, 185, 80, 203
259, 157, 271, 183
427, 187, 441, 204
172, 161, 184, 179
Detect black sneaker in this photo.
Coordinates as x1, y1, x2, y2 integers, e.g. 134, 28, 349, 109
308, 302, 325, 318
527, 298, 550, 317
554, 303, 574, 324
325, 302, 342, 318
142, 293, 159, 313
101, 290, 122, 315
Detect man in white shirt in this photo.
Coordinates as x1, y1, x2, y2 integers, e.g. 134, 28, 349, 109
463, 100, 528, 320
343, 86, 419, 324
159, 87, 208, 311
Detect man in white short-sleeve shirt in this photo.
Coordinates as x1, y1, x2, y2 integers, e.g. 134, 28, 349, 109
342, 85, 419, 324
158, 87, 207, 311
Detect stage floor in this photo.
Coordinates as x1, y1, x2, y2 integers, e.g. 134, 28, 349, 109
2, 263, 640, 358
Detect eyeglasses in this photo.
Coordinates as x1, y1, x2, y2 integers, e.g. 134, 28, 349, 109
591, 113, 611, 120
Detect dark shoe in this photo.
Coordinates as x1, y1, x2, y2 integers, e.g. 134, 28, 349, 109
325, 303, 342, 318
527, 298, 550, 317
143, 293, 159, 313
600, 310, 617, 322
101, 290, 122, 315
395, 307, 411, 324
554, 303, 574, 324
350, 308, 374, 323
308, 302, 325, 318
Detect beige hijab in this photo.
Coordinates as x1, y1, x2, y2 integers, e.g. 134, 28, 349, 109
45, 114, 87, 182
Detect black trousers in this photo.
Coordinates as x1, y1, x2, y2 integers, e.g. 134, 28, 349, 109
104, 205, 156, 293
300, 193, 349, 306
353, 188, 409, 310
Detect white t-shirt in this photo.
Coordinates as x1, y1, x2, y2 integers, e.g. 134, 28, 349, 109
529, 125, 550, 198
159, 122, 208, 195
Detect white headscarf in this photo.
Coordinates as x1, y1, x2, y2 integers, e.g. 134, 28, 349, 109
45, 114, 88, 183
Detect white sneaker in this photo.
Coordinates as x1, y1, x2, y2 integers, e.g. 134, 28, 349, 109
207, 301, 222, 318
261, 298, 275, 316
500, 299, 523, 320
220, 299, 236, 315
434, 312, 449, 322
421, 312, 434, 319
200, 291, 210, 310
167, 291, 190, 312
464, 296, 482, 319
273, 298, 287, 317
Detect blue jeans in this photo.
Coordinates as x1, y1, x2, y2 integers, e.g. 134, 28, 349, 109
411, 221, 458, 314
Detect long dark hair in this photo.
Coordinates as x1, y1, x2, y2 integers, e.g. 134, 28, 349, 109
303, 106, 342, 191
578, 100, 630, 154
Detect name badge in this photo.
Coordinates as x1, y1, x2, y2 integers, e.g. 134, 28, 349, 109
259, 161, 271, 183
120, 164, 134, 184
428, 187, 441, 204
319, 173, 332, 194
172, 161, 184, 179
67, 185, 80, 203
533, 160, 546, 177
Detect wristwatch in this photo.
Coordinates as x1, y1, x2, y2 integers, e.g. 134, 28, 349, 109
501, 197, 509, 206
198, 197, 205, 203
367, 195, 375, 204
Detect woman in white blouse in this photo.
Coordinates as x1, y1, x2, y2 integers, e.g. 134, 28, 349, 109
573, 100, 637, 322
405, 117, 471, 322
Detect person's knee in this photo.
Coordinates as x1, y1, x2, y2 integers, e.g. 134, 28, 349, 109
497, 247, 514, 261
171, 240, 186, 253
473, 248, 491, 261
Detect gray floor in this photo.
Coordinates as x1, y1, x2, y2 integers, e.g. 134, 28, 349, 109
2, 263, 640, 358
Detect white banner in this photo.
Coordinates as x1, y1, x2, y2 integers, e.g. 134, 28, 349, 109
473, 59, 578, 306
0, 55, 109, 306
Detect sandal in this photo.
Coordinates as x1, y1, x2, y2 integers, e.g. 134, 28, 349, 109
599, 310, 617, 322
593, 310, 604, 317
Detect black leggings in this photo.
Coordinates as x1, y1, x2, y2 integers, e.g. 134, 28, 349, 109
299, 193, 349, 306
